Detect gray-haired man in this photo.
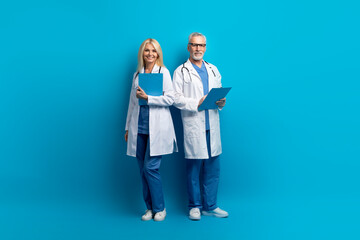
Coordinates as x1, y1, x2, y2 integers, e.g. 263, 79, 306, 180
172, 32, 228, 220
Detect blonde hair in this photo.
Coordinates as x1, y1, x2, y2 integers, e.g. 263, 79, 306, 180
137, 38, 165, 72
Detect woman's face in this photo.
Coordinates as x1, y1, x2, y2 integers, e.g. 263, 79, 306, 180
143, 43, 158, 65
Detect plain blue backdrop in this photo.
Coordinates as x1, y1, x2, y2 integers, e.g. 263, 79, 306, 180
1, 0, 359, 239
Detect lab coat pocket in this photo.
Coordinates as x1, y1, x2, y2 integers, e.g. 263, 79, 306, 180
183, 112, 199, 138
186, 136, 201, 157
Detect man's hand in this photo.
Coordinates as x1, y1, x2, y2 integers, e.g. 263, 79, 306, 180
216, 98, 226, 108
124, 130, 128, 142
136, 86, 148, 101
198, 95, 207, 109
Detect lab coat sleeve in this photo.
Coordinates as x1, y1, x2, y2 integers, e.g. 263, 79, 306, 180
125, 74, 137, 131
147, 68, 174, 107
172, 68, 200, 112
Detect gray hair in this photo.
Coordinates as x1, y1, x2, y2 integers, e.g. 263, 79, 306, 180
188, 32, 206, 43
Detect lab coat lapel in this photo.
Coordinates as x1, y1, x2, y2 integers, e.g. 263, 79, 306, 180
140, 64, 159, 74
204, 61, 214, 90
151, 64, 160, 73
185, 59, 201, 82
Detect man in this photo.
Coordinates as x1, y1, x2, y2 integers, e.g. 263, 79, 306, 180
173, 32, 228, 220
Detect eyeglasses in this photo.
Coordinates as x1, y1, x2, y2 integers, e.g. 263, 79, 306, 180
188, 43, 206, 48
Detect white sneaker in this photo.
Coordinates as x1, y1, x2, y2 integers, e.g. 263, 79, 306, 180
154, 209, 166, 221
189, 208, 201, 220
202, 207, 229, 218
141, 210, 153, 221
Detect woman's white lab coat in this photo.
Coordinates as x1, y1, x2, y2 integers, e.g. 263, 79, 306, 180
125, 65, 177, 157
173, 59, 222, 159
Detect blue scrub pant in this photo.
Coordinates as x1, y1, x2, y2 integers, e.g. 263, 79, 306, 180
186, 130, 220, 211
136, 133, 165, 213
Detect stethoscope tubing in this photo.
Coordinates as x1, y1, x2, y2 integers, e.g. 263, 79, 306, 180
181, 61, 216, 82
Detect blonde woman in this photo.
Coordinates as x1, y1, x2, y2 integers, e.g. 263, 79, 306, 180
125, 39, 177, 221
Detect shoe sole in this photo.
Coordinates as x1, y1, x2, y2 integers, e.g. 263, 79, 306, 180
202, 212, 228, 218
154, 217, 166, 222
154, 214, 166, 222
189, 215, 201, 221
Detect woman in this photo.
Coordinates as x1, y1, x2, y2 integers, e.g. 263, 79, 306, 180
125, 39, 177, 221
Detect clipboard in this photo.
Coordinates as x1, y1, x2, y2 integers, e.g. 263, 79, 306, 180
138, 73, 163, 105
198, 87, 231, 111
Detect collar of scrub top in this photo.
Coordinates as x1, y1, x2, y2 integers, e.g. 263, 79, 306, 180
140, 64, 162, 74
181, 59, 216, 83
134, 64, 162, 79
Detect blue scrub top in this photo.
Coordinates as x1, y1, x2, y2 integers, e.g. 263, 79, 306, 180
138, 105, 149, 134
192, 62, 210, 130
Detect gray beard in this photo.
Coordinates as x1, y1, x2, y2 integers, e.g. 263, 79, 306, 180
192, 53, 203, 61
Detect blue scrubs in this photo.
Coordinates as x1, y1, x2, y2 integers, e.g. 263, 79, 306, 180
186, 62, 220, 211
192, 62, 210, 130
186, 130, 220, 211
136, 133, 164, 213
138, 105, 149, 134
136, 86, 164, 213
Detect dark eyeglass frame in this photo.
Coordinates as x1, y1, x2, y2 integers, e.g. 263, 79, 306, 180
188, 43, 206, 48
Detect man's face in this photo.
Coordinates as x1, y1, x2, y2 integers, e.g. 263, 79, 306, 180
188, 36, 206, 61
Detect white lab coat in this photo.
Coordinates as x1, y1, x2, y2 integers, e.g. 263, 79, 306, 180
125, 65, 177, 157
173, 59, 222, 159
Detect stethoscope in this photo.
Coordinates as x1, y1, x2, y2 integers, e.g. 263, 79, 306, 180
133, 66, 162, 89
134, 66, 162, 80
181, 61, 216, 82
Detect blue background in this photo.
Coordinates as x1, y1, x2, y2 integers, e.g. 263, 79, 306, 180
1, 0, 359, 239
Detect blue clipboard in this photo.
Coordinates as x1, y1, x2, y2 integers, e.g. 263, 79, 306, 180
198, 87, 231, 111
138, 73, 163, 105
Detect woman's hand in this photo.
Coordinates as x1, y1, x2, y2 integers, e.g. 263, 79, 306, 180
216, 98, 226, 107
125, 130, 128, 142
136, 86, 148, 101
